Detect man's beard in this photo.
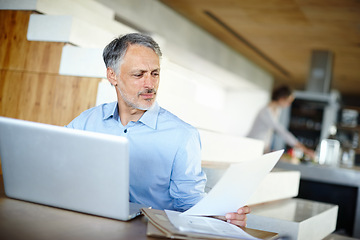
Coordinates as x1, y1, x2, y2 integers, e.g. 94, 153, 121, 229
117, 86, 157, 111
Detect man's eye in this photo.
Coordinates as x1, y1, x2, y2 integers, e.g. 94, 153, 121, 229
134, 74, 143, 77
152, 72, 159, 77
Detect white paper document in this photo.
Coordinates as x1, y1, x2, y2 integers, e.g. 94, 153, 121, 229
165, 210, 260, 240
183, 150, 284, 216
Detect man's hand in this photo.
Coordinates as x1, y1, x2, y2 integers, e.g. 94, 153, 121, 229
225, 205, 251, 227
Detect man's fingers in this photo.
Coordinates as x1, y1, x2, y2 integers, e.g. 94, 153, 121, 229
225, 212, 246, 221
224, 206, 251, 227
238, 205, 251, 214
227, 219, 247, 227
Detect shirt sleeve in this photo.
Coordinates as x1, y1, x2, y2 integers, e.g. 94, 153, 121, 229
65, 107, 95, 130
169, 128, 207, 212
266, 109, 298, 147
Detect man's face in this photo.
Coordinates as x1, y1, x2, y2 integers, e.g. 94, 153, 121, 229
115, 44, 160, 110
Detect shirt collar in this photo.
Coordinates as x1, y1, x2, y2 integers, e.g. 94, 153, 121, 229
138, 102, 159, 130
103, 101, 159, 130
103, 101, 119, 120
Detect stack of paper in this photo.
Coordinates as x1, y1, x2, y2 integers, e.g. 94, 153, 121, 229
142, 208, 278, 240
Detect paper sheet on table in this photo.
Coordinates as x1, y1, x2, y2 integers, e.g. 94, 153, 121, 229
183, 150, 284, 216
166, 210, 260, 240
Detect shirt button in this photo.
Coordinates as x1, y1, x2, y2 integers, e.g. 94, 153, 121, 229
124, 129, 127, 133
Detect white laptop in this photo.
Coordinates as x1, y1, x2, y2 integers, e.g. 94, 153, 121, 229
0, 116, 145, 221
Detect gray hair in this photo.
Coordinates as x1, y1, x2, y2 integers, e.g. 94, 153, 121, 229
103, 33, 162, 74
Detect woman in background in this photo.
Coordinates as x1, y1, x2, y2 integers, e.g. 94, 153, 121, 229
247, 85, 315, 158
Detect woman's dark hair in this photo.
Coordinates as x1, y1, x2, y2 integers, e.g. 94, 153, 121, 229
271, 85, 293, 101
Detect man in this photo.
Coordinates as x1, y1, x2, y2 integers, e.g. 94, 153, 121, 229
66, 33, 250, 227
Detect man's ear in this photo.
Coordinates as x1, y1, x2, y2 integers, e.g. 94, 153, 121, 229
107, 67, 117, 86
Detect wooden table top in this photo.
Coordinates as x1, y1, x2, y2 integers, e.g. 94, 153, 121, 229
0, 175, 155, 240
0, 175, 278, 240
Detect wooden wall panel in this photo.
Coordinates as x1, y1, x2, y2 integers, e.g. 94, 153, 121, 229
0, 70, 101, 126
0, 10, 64, 74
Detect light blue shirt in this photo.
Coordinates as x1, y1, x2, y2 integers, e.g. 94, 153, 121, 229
66, 101, 206, 211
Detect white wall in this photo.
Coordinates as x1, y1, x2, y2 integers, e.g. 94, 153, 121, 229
96, 55, 269, 136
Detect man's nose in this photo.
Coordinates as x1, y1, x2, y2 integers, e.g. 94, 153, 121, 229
143, 74, 156, 88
